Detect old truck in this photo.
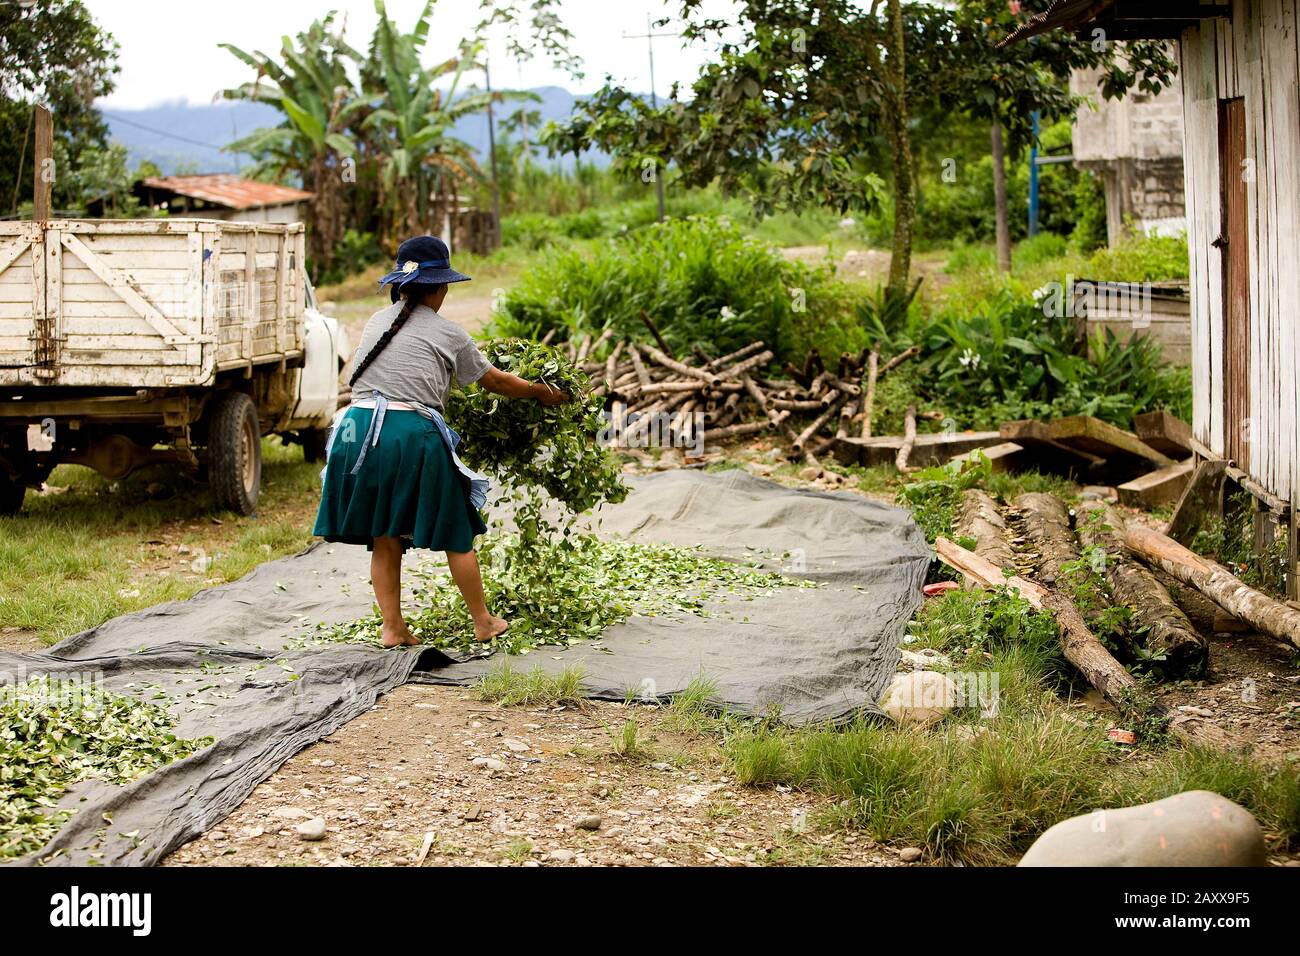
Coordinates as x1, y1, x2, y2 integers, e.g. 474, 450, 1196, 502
0, 219, 349, 516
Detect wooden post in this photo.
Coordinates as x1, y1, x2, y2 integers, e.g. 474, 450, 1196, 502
32, 105, 53, 220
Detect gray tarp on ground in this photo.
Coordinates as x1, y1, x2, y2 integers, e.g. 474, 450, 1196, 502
1, 470, 929, 866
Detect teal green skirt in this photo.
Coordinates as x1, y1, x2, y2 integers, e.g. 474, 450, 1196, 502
312, 407, 487, 552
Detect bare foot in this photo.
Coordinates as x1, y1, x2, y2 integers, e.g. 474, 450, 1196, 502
473, 615, 509, 643
381, 623, 420, 648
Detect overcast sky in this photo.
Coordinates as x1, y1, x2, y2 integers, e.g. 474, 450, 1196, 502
88, 0, 739, 109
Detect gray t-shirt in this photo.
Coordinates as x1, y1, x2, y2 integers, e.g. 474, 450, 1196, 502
350, 302, 492, 412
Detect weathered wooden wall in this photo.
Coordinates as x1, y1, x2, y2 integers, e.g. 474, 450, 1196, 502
1181, 0, 1300, 508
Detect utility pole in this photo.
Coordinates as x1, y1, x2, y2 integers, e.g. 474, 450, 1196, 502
33, 104, 53, 221
484, 56, 502, 250
623, 14, 674, 222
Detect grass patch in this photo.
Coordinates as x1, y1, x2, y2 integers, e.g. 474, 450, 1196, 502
472, 663, 586, 708
0, 439, 320, 643
717, 587, 1300, 863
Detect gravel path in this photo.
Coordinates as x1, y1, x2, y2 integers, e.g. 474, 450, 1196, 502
163, 684, 911, 868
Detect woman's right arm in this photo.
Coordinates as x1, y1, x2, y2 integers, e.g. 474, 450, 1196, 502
478, 366, 569, 405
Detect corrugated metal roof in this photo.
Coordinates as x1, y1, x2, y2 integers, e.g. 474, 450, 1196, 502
141, 174, 313, 211
1001, 0, 1227, 45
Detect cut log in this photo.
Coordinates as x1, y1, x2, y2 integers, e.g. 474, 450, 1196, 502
953, 489, 1018, 571
1124, 523, 1300, 652
1045, 416, 1175, 467
935, 537, 1240, 752
878, 345, 920, 376
642, 345, 720, 387
707, 341, 766, 370
1010, 492, 1078, 588
1117, 458, 1194, 510
741, 376, 790, 431
792, 396, 844, 454
638, 310, 674, 358
717, 349, 774, 381
860, 349, 879, 439
1133, 410, 1195, 458
894, 405, 918, 472
1165, 458, 1229, 544
1076, 502, 1208, 677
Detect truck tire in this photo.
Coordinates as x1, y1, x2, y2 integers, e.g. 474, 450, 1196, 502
301, 427, 330, 464
209, 392, 261, 515
0, 472, 24, 516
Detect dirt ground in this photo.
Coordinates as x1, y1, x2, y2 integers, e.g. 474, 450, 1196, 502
162, 684, 908, 868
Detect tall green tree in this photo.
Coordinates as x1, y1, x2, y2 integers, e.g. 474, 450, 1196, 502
544, 0, 1176, 298
0, 0, 119, 215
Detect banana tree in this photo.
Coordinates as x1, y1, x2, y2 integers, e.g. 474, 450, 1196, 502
362, 0, 532, 248
220, 13, 365, 277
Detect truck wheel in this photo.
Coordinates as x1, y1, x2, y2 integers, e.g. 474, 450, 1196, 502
301, 427, 330, 464
0, 472, 24, 516
209, 392, 261, 515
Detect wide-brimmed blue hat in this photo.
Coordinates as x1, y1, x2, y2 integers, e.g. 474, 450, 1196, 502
378, 235, 471, 301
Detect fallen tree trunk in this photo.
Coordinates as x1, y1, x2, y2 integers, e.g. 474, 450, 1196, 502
935, 537, 1241, 752
953, 489, 1018, 571
1010, 492, 1078, 588
1076, 502, 1208, 677
1124, 523, 1300, 652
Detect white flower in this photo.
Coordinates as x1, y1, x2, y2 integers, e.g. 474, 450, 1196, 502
958, 348, 981, 369
720, 306, 736, 321
402, 260, 419, 274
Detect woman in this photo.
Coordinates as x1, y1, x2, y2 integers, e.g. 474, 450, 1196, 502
313, 235, 566, 648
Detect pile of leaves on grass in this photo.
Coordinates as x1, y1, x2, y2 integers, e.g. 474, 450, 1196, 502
308, 532, 812, 655
0, 677, 213, 860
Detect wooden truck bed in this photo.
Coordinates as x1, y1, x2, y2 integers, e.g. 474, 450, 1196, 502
0, 219, 306, 389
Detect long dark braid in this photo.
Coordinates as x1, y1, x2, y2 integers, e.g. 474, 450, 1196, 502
348, 294, 420, 387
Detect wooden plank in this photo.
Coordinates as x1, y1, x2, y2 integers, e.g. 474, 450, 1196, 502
1133, 410, 1195, 458
831, 430, 1003, 468
1117, 458, 1195, 509
949, 441, 1025, 473
59, 232, 191, 345
1166, 458, 1230, 543
1044, 415, 1175, 466
999, 419, 1108, 466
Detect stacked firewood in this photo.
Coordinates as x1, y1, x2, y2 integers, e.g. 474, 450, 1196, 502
555, 316, 919, 466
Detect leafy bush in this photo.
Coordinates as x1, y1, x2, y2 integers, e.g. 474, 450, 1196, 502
490, 217, 865, 361
1086, 231, 1189, 282
862, 284, 1191, 429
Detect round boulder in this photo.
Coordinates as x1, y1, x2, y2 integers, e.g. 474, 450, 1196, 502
1019, 790, 1265, 867
880, 671, 960, 728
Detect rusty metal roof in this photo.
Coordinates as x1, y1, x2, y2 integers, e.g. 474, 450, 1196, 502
1001, 0, 1227, 45
140, 174, 313, 210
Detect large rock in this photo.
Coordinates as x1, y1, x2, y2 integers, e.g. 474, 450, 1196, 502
1019, 790, 1265, 867
880, 671, 960, 728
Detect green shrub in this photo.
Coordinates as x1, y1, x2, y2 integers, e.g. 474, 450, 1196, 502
1086, 231, 1189, 282
490, 216, 865, 361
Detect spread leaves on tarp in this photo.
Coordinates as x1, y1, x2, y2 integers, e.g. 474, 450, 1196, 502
1, 677, 213, 860
307, 533, 812, 654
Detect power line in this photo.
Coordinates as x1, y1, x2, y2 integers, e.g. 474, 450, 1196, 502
99, 110, 236, 153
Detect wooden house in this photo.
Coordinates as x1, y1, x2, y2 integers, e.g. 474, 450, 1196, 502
1010, 1, 1300, 590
